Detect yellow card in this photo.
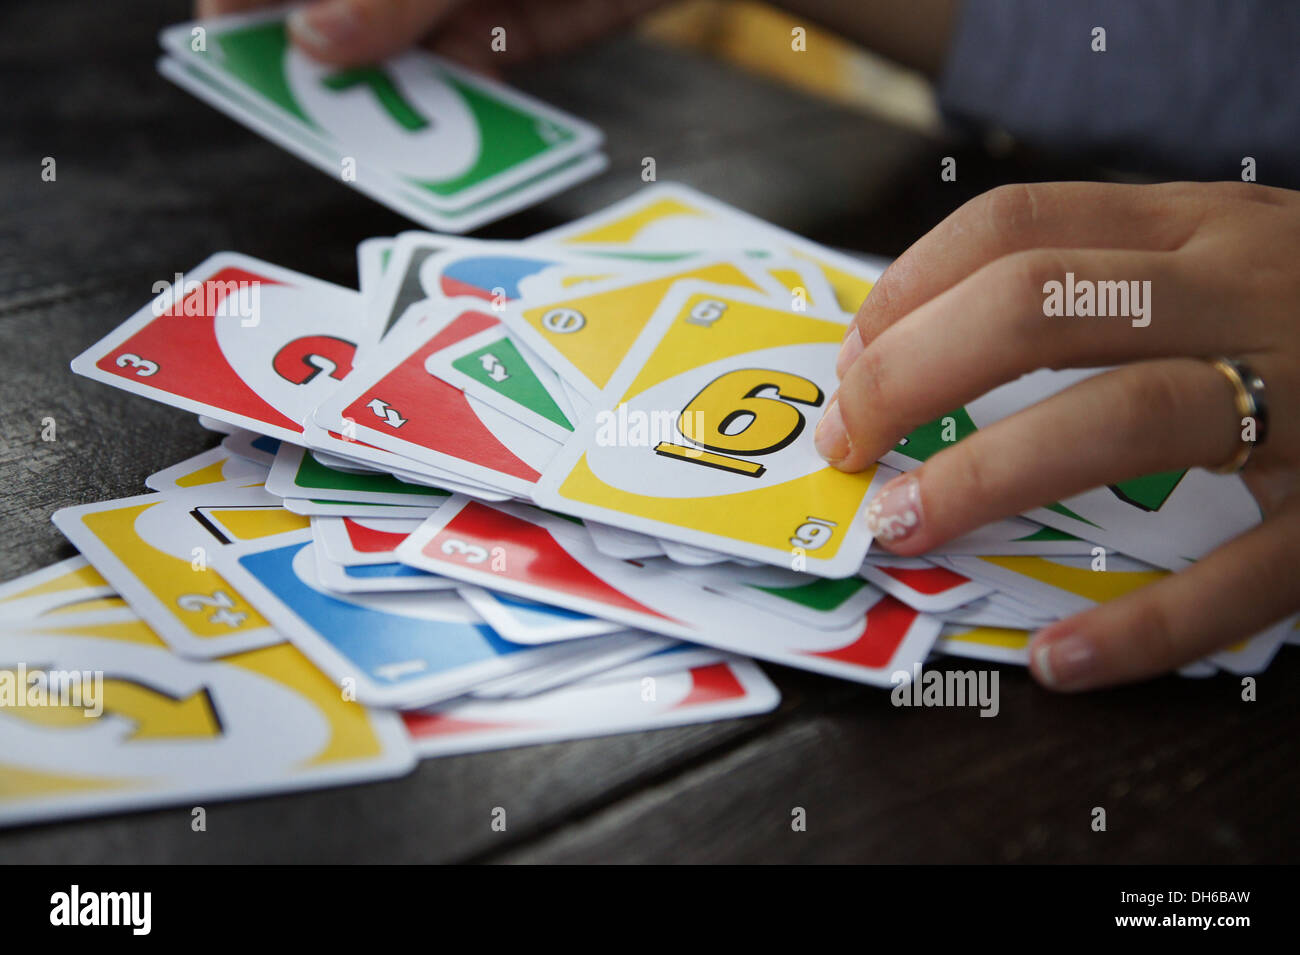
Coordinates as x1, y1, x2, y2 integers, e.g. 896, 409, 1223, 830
51, 488, 310, 659
949, 555, 1168, 617
535, 282, 892, 576
506, 257, 783, 400
936, 625, 1032, 665
0, 557, 114, 621
145, 446, 269, 492
538, 183, 879, 313
0, 608, 412, 827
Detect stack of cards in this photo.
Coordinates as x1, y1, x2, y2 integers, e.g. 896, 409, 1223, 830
158, 8, 607, 233
4, 182, 1294, 828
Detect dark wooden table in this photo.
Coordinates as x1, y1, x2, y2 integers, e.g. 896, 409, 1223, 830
1, 0, 1295, 864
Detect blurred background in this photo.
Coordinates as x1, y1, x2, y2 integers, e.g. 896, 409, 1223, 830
643, 1, 941, 133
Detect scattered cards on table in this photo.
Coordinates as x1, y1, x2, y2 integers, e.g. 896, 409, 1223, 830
3, 121, 1294, 825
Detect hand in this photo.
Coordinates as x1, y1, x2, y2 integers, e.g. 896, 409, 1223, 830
196, 0, 667, 71
818, 181, 1300, 691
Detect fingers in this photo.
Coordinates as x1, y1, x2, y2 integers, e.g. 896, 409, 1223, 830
859, 357, 1261, 553
842, 181, 1205, 370
288, 0, 459, 66
1027, 497, 1300, 691
821, 246, 1271, 472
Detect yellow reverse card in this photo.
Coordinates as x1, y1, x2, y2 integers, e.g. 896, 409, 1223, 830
505, 256, 785, 400
51, 487, 310, 659
534, 282, 893, 577
0, 608, 412, 827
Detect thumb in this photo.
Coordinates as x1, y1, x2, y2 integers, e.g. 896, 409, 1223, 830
288, 0, 460, 66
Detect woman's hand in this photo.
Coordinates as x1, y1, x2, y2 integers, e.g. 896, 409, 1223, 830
196, 0, 666, 71
817, 181, 1300, 691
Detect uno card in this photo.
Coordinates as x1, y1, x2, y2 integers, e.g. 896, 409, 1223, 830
467, 631, 675, 699
358, 233, 624, 347
534, 182, 882, 314
222, 429, 282, 467
418, 238, 637, 307
396, 497, 942, 686
0, 558, 114, 623
213, 530, 583, 707
760, 258, 847, 319
357, 236, 392, 294
313, 551, 453, 594
359, 231, 452, 345
313, 305, 560, 496
935, 624, 1032, 666
858, 558, 995, 613
403, 659, 778, 758
313, 516, 423, 566
930, 517, 1096, 556
457, 586, 628, 644
159, 9, 604, 225
658, 540, 736, 566
146, 446, 270, 492
668, 562, 883, 630
0, 608, 412, 827
583, 643, 734, 686
585, 521, 665, 560
52, 487, 310, 658
281, 498, 440, 519
197, 414, 239, 434
937, 596, 1053, 631
534, 282, 893, 575
71, 252, 366, 444
34, 596, 134, 618
422, 326, 575, 443
298, 422, 515, 502
501, 257, 786, 400
944, 554, 1168, 618
881, 368, 1262, 569
267, 441, 451, 507
1209, 616, 1293, 675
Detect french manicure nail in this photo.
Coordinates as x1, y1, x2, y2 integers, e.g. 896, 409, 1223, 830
1032, 631, 1098, 690
863, 474, 922, 545
836, 325, 863, 379
289, 1, 360, 50
814, 396, 850, 464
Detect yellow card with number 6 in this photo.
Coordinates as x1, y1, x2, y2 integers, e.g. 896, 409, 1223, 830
534, 282, 892, 577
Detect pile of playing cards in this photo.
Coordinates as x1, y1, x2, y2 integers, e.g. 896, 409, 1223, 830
3, 182, 1294, 827
158, 8, 607, 232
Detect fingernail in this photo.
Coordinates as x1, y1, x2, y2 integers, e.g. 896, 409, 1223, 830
836, 325, 863, 379
814, 396, 850, 465
1031, 627, 1098, 690
863, 474, 923, 545
289, 1, 360, 50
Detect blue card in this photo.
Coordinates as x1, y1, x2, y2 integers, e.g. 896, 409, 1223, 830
215, 530, 576, 707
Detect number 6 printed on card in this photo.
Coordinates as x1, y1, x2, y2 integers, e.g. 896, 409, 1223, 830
655, 368, 824, 478
535, 281, 893, 577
